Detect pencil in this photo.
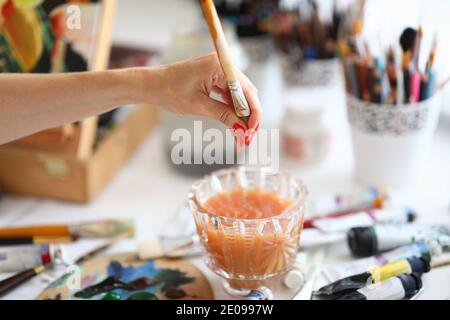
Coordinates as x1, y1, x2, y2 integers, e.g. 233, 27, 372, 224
426, 69, 437, 99
347, 58, 360, 98
402, 51, 411, 103
420, 73, 429, 101
426, 35, 437, 72
386, 48, 398, 104
412, 25, 423, 69
356, 59, 370, 101
409, 71, 421, 103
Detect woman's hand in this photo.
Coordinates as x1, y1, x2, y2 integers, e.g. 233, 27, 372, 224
136, 53, 263, 142
0, 53, 262, 145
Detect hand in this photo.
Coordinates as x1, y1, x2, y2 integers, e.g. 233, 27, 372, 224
139, 53, 263, 136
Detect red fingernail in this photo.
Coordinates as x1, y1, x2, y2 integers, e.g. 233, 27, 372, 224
233, 124, 246, 149
245, 123, 260, 146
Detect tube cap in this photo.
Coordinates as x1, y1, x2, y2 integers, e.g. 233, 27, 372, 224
405, 207, 417, 223
407, 257, 431, 275
245, 287, 273, 300
398, 273, 423, 298
347, 226, 377, 257
284, 268, 306, 290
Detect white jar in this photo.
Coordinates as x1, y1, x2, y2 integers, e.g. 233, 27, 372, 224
282, 103, 332, 165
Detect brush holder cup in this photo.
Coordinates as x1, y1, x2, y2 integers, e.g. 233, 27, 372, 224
347, 93, 442, 188
189, 167, 308, 297
281, 57, 340, 88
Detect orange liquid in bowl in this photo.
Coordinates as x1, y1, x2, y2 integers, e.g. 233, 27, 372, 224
196, 188, 304, 289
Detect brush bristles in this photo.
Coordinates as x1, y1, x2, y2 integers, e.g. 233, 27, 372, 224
229, 81, 251, 119
70, 219, 135, 238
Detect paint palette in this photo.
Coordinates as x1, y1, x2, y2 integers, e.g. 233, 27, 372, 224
36, 253, 214, 300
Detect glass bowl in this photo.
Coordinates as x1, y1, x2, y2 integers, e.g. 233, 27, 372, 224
189, 166, 308, 296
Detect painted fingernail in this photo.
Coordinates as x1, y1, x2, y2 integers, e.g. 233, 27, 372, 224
233, 123, 245, 132
245, 131, 254, 146
244, 123, 260, 146
233, 124, 246, 149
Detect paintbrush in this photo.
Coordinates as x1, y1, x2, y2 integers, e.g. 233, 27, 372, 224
426, 34, 437, 72
431, 253, 450, 269
75, 231, 132, 265
0, 266, 45, 298
0, 235, 76, 246
200, 0, 251, 123
137, 235, 201, 261
412, 25, 423, 70
0, 219, 134, 239
0, 231, 131, 298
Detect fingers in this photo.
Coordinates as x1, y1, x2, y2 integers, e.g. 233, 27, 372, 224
237, 72, 263, 131
205, 52, 263, 131
212, 86, 233, 106
199, 96, 247, 129
199, 95, 259, 148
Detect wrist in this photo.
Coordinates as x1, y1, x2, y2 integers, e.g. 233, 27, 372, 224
123, 66, 169, 106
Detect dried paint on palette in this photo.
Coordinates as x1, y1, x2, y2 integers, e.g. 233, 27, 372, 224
74, 260, 195, 300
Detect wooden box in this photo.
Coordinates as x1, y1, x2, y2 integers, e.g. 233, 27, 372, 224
0, 105, 158, 203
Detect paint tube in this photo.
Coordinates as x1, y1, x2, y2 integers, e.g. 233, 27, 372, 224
0, 245, 65, 273
323, 241, 440, 282
311, 207, 415, 233
284, 267, 306, 290
310, 187, 387, 218
245, 287, 273, 300
336, 273, 422, 300
347, 224, 450, 257
314, 256, 430, 298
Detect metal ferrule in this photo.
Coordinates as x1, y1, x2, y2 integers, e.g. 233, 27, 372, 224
228, 81, 251, 119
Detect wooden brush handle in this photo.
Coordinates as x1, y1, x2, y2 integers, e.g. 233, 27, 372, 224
200, 0, 238, 84
0, 266, 44, 298
0, 225, 70, 238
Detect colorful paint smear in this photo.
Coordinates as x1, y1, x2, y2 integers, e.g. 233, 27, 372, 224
0, 0, 100, 73
74, 260, 195, 301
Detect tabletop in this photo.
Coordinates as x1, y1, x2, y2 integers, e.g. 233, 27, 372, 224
0, 87, 449, 299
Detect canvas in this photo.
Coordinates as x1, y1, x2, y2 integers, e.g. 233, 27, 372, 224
0, 0, 102, 74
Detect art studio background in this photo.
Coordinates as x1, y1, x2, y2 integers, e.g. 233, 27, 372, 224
0, 0, 449, 301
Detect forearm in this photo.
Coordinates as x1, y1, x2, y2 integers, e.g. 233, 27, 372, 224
0, 68, 161, 144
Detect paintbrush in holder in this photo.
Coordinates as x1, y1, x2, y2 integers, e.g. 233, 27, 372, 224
340, 25, 445, 187
268, 0, 355, 87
